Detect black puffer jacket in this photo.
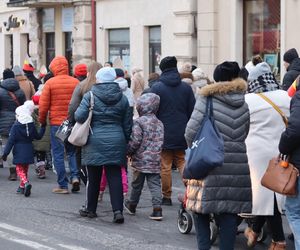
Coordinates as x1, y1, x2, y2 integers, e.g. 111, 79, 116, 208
151, 68, 195, 150
185, 78, 252, 214
279, 91, 300, 169
282, 58, 300, 90
24, 71, 42, 91
0, 78, 26, 136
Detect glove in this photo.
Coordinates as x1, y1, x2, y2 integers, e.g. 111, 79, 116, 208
2, 154, 7, 161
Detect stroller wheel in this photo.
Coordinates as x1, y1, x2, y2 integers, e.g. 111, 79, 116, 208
177, 211, 193, 234
257, 224, 268, 243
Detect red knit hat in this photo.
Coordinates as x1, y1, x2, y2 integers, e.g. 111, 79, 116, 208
74, 64, 87, 77
23, 63, 35, 72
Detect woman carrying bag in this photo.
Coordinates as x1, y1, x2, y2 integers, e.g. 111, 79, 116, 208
184, 61, 252, 250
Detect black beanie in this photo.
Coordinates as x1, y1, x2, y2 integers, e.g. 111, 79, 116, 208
159, 56, 177, 72
3, 68, 15, 80
213, 61, 240, 82
283, 48, 299, 64
115, 68, 125, 78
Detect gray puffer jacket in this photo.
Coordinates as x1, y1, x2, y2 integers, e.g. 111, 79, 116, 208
185, 78, 252, 214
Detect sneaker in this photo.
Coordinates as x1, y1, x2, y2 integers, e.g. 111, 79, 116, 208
162, 197, 172, 206
16, 186, 24, 194
79, 208, 97, 218
52, 187, 69, 194
124, 200, 136, 215
113, 210, 124, 224
35, 165, 46, 179
24, 182, 32, 197
149, 207, 163, 221
71, 178, 80, 193
244, 227, 259, 248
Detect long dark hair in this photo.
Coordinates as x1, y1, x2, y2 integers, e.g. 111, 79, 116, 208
80, 61, 102, 96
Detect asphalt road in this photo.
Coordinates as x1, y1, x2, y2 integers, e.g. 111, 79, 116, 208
0, 167, 295, 250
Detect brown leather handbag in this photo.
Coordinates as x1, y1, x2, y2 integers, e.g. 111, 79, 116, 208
261, 156, 299, 196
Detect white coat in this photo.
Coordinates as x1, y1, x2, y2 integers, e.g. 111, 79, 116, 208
245, 90, 291, 215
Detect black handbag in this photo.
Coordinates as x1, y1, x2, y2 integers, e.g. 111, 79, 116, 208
55, 119, 73, 143
183, 97, 224, 180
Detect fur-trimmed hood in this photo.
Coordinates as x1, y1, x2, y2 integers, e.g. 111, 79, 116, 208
198, 78, 247, 108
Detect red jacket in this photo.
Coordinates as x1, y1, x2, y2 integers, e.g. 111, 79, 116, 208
39, 56, 79, 126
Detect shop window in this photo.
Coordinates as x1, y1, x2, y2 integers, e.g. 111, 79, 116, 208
65, 32, 72, 74
109, 29, 130, 71
149, 26, 161, 73
244, 0, 280, 75
45, 32, 55, 68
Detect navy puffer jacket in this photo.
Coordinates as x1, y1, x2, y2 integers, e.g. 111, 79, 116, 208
151, 68, 195, 150
75, 82, 133, 167
0, 78, 26, 136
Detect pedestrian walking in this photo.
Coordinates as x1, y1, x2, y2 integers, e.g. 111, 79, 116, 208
23, 61, 42, 91
282, 48, 300, 90
279, 77, 300, 250
151, 56, 195, 206
2, 101, 45, 197
76, 67, 132, 223
124, 93, 164, 220
185, 61, 252, 250
39, 56, 80, 194
0, 69, 26, 181
12, 65, 35, 100
73, 63, 87, 82
244, 62, 290, 249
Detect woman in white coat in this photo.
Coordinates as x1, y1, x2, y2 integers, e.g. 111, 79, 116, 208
244, 62, 290, 250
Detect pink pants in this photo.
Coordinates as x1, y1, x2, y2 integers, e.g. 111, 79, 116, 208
16, 164, 29, 188
100, 166, 128, 193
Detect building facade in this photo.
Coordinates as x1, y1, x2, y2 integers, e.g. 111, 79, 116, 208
3, 0, 300, 81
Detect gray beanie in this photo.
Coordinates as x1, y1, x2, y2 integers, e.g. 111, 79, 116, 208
247, 62, 271, 82
12, 65, 24, 76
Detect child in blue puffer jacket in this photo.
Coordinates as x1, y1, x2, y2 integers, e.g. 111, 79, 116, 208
2, 101, 45, 197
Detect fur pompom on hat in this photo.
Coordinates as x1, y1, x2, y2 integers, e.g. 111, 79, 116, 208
213, 61, 240, 82
159, 56, 177, 72
3, 69, 15, 80
96, 67, 116, 83
74, 64, 87, 77
283, 48, 299, 64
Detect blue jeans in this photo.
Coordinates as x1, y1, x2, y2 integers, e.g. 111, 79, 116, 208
50, 126, 78, 189
285, 178, 300, 250
193, 213, 238, 250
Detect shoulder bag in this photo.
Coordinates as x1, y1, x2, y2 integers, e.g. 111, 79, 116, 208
68, 91, 94, 147
258, 93, 299, 196
183, 96, 224, 180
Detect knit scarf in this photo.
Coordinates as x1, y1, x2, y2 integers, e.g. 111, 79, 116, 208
248, 72, 280, 93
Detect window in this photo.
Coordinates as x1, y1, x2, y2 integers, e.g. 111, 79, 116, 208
45, 32, 55, 68
65, 32, 72, 74
244, 0, 280, 74
109, 29, 130, 71
149, 26, 161, 73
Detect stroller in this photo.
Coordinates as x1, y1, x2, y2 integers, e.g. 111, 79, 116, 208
177, 192, 268, 245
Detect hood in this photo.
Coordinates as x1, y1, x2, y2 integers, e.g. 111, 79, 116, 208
92, 82, 123, 105
115, 77, 128, 91
136, 93, 160, 116
159, 68, 182, 87
49, 56, 69, 76
247, 62, 271, 82
1, 78, 20, 92
288, 58, 300, 72
199, 78, 247, 107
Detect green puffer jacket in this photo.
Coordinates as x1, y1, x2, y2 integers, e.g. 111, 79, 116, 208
32, 109, 51, 152
74, 82, 133, 167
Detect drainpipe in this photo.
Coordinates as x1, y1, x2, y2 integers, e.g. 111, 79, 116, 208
91, 0, 96, 60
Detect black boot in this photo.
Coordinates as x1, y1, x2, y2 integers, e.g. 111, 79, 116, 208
8, 167, 17, 181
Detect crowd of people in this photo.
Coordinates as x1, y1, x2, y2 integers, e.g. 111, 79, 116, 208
0, 47, 300, 250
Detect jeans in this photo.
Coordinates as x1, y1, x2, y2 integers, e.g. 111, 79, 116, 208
285, 178, 300, 250
193, 213, 238, 250
161, 149, 185, 198
50, 126, 78, 189
129, 170, 162, 207
86, 165, 123, 213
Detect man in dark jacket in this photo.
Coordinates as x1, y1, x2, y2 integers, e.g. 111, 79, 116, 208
23, 62, 42, 91
0, 69, 26, 181
282, 48, 300, 90
151, 56, 195, 205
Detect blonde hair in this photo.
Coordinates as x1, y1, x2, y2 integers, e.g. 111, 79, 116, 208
80, 61, 103, 95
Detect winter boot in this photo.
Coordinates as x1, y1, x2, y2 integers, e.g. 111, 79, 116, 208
149, 207, 163, 221
35, 162, 46, 179
124, 200, 137, 215
8, 167, 17, 181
